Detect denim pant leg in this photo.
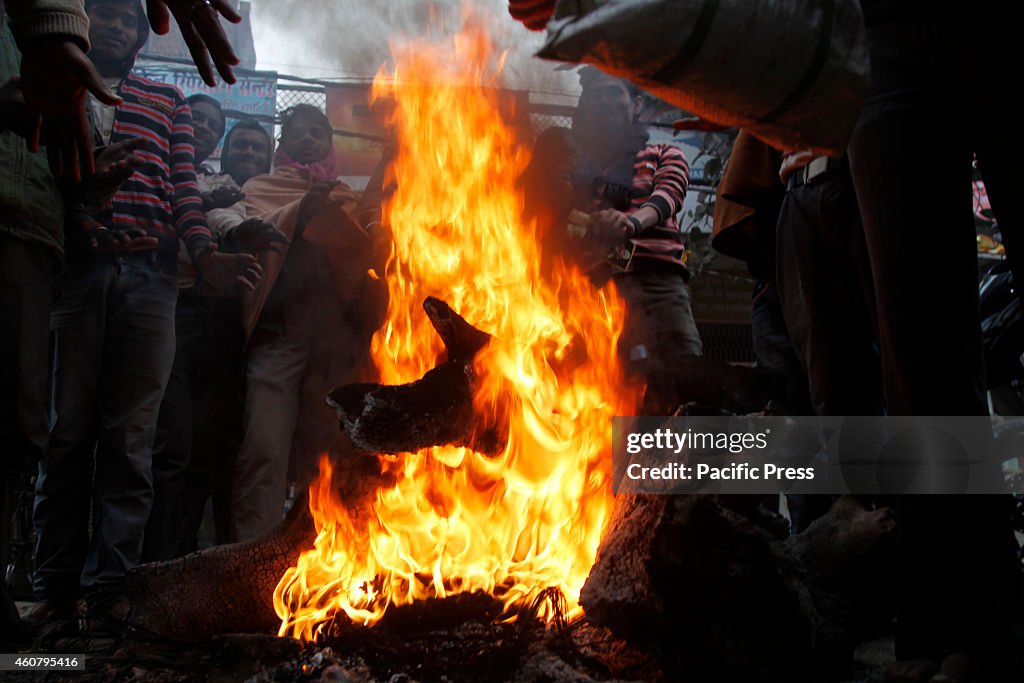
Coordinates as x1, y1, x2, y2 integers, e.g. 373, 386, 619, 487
143, 292, 207, 562
33, 261, 114, 601
82, 261, 177, 593
231, 330, 308, 542
614, 270, 703, 361
0, 234, 56, 474
180, 296, 244, 553
613, 270, 703, 410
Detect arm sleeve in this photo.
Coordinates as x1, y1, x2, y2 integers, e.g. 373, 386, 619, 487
169, 96, 213, 263
208, 202, 247, 237
4, 0, 89, 50
508, 0, 555, 30
521, 126, 575, 222
644, 144, 690, 222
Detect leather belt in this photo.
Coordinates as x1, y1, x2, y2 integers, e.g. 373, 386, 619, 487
788, 155, 843, 190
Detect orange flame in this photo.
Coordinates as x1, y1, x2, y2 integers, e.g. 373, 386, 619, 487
273, 20, 641, 642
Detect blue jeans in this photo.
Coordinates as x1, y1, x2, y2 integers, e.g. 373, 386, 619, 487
33, 254, 177, 601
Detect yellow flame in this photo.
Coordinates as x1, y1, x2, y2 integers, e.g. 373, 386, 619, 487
274, 19, 641, 642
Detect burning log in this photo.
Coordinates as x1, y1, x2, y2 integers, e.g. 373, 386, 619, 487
123, 299, 504, 642
327, 297, 507, 456
123, 451, 394, 642
119, 293, 814, 659
580, 495, 896, 683
421, 296, 491, 361
125, 490, 318, 641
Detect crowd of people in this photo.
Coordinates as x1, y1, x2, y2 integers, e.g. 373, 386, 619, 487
0, 1, 1021, 682
704, 3, 1024, 681
1, 0, 389, 640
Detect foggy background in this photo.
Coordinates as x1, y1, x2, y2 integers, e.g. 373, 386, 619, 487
249, 0, 582, 96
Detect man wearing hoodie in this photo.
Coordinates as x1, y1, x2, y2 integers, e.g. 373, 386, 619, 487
30, 0, 259, 625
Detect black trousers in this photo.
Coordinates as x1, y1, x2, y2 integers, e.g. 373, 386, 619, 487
775, 162, 884, 416
0, 234, 55, 622
848, 4, 1023, 673
143, 292, 244, 562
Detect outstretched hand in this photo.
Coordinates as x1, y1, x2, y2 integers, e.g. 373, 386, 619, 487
297, 180, 342, 225
81, 137, 148, 203
227, 218, 290, 254
19, 37, 122, 180
202, 185, 246, 211
147, 0, 242, 86
89, 227, 159, 254
196, 243, 263, 292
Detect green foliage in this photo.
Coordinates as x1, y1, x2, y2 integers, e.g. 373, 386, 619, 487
680, 130, 737, 276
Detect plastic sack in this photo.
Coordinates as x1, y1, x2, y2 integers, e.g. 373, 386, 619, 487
537, 0, 870, 154
980, 261, 1024, 389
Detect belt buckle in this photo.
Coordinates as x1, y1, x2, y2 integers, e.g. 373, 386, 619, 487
804, 156, 830, 184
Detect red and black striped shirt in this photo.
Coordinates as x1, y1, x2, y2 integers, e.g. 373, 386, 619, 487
625, 142, 691, 272
527, 128, 691, 275
80, 74, 212, 271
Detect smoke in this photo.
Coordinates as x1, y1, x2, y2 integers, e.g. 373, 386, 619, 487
249, 0, 580, 94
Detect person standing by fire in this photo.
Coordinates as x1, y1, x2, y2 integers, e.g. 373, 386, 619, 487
522, 66, 702, 408
30, 0, 260, 627
144, 100, 284, 562
230, 104, 389, 542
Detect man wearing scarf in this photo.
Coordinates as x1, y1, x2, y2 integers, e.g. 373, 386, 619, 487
230, 104, 388, 541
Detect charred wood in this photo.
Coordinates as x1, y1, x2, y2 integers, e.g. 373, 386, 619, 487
123, 453, 391, 642
580, 494, 896, 683
125, 490, 317, 641
327, 362, 482, 455
423, 296, 491, 360
327, 297, 506, 456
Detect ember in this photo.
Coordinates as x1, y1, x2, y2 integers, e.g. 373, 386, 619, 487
273, 19, 642, 641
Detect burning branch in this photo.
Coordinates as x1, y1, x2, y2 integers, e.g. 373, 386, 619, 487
327, 297, 507, 457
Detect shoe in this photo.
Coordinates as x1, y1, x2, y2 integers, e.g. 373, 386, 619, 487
24, 598, 84, 625
0, 608, 41, 646
84, 592, 132, 635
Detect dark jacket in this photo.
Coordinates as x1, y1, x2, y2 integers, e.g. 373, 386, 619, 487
0, 14, 63, 257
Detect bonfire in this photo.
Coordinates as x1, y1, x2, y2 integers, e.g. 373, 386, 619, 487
272, 21, 641, 641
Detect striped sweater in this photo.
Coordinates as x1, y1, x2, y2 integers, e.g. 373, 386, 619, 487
527, 128, 692, 275
628, 143, 690, 242
615, 141, 691, 273
79, 74, 212, 271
